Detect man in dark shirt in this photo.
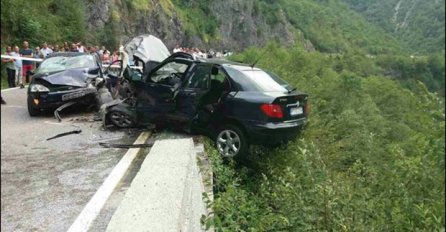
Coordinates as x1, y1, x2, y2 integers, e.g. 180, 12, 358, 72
19, 41, 33, 87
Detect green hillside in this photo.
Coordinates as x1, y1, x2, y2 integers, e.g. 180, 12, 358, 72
203, 43, 445, 231
2, 0, 442, 55
342, 0, 445, 54
0, 0, 86, 47
169, 0, 403, 53
253, 0, 402, 54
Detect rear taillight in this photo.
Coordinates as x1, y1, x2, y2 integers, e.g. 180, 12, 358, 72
260, 104, 283, 118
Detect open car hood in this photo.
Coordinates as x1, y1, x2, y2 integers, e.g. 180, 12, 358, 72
34, 67, 100, 87
124, 35, 171, 64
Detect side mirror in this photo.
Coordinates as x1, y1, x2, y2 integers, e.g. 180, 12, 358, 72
27, 70, 34, 76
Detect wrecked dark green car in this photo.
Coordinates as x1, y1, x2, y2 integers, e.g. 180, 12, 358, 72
103, 35, 308, 157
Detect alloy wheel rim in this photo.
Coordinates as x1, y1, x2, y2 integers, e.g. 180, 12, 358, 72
110, 112, 132, 127
217, 129, 241, 157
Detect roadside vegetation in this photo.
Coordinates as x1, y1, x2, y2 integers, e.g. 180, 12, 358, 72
202, 44, 445, 231
343, 0, 445, 54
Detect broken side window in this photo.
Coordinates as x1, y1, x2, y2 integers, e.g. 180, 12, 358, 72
185, 65, 211, 90
151, 61, 188, 83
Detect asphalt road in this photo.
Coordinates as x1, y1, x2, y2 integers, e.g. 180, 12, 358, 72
1, 88, 140, 232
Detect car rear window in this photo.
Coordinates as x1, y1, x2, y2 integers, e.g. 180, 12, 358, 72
224, 66, 291, 92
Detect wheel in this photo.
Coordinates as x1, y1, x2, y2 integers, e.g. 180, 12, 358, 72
107, 110, 135, 128
215, 125, 248, 158
27, 96, 40, 116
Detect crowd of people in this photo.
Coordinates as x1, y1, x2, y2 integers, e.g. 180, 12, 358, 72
2, 40, 120, 89
2, 40, 233, 90
172, 45, 232, 59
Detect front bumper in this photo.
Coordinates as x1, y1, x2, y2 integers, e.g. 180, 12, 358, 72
28, 88, 97, 109
244, 118, 307, 145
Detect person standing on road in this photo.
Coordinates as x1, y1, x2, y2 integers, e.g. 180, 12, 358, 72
98, 46, 104, 58
102, 50, 110, 64
76, 42, 85, 53
111, 50, 119, 63
12, 46, 23, 88
91, 46, 101, 61
33, 46, 42, 69
63, 42, 70, 52
2, 46, 16, 88
53, 44, 60, 52
19, 41, 33, 87
40, 42, 53, 58
70, 43, 78, 52
173, 44, 181, 53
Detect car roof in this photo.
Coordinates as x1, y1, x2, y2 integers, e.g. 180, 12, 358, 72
194, 58, 262, 71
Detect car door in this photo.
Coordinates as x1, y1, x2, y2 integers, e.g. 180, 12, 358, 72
176, 63, 212, 122
135, 59, 192, 123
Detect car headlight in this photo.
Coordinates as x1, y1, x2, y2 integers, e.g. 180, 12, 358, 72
30, 84, 50, 92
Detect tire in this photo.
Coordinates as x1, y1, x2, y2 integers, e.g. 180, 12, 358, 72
27, 96, 40, 116
107, 109, 135, 128
215, 124, 248, 158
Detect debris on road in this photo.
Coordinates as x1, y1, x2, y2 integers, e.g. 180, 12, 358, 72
54, 101, 77, 122
47, 129, 82, 140
68, 114, 102, 123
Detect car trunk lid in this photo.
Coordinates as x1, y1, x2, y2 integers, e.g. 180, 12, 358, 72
271, 92, 308, 121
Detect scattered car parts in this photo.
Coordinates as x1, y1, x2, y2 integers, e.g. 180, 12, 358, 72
47, 129, 82, 141
54, 101, 77, 122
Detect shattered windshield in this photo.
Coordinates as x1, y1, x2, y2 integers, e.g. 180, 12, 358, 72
37, 55, 96, 74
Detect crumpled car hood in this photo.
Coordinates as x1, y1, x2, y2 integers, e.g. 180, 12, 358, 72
124, 34, 170, 64
34, 67, 100, 87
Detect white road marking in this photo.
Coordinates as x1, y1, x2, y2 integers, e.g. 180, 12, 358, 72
67, 131, 151, 232
1, 105, 26, 109
1, 85, 29, 92
1, 87, 20, 92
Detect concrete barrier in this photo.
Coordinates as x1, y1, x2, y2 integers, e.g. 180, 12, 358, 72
106, 138, 207, 232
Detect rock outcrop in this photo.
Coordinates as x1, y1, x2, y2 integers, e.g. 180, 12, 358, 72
82, 0, 302, 51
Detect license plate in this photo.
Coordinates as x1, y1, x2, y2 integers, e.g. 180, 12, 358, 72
62, 92, 85, 101
62, 88, 96, 101
290, 107, 303, 116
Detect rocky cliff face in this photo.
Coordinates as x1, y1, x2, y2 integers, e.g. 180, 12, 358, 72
82, 0, 301, 51
207, 0, 296, 50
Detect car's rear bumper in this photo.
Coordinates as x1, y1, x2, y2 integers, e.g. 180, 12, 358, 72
28, 88, 97, 109
244, 118, 307, 145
